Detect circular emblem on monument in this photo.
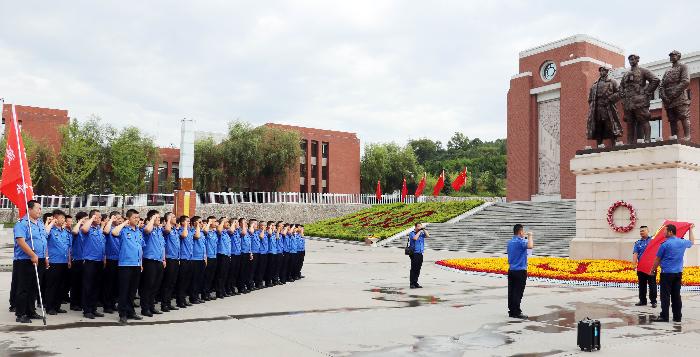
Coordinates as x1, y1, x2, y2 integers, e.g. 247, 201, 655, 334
606, 200, 637, 233
540, 60, 557, 82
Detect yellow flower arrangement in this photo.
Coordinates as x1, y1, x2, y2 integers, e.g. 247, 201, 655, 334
436, 257, 700, 288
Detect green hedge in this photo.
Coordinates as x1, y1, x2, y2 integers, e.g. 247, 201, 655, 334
305, 200, 483, 241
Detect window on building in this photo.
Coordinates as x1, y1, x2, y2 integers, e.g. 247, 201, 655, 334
157, 161, 168, 193
144, 166, 154, 193
171, 162, 180, 190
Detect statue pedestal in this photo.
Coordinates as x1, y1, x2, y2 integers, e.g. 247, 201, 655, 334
569, 141, 700, 265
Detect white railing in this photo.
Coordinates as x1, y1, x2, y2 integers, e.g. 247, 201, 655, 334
0, 192, 505, 209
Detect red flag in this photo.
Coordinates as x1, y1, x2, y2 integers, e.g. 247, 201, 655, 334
401, 177, 407, 202
0, 104, 34, 217
375, 180, 382, 202
451, 167, 468, 191
432, 171, 445, 197
415, 174, 426, 197
637, 220, 693, 274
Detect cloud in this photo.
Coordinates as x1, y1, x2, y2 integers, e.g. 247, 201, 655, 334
1, 0, 698, 149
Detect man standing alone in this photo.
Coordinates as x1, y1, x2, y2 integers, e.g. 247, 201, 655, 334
633, 226, 656, 307
507, 224, 533, 319
408, 223, 429, 289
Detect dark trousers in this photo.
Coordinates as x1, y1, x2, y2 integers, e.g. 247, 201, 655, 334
215, 254, 230, 296
239, 253, 252, 290
507, 270, 527, 316
102, 259, 119, 309
70, 260, 83, 309
660, 272, 683, 320
266, 254, 277, 284
176, 260, 193, 304
9, 260, 19, 308
190, 260, 206, 301
140, 259, 163, 313
82, 260, 102, 313
250, 253, 259, 286
204, 257, 217, 295
637, 271, 657, 304
14, 260, 46, 317
409, 253, 423, 285
161, 258, 179, 307
45, 263, 68, 311
118, 266, 141, 318
256, 254, 268, 286
280, 253, 289, 283
228, 255, 241, 292
299, 251, 305, 277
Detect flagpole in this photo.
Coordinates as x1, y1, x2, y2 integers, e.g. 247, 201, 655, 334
11, 104, 47, 325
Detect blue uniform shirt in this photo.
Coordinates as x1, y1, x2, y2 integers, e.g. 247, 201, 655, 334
507, 236, 528, 271
205, 230, 218, 258
408, 230, 425, 254
80, 226, 105, 261
118, 225, 145, 266
299, 235, 305, 251
633, 236, 652, 258
143, 226, 165, 261
179, 228, 195, 260
164, 227, 180, 260
259, 232, 269, 254
105, 225, 121, 260
71, 232, 83, 260
286, 233, 297, 253
231, 230, 242, 256
13, 216, 47, 260
241, 232, 252, 253
656, 236, 693, 273
269, 233, 278, 254
192, 232, 205, 260
251, 230, 261, 253
217, 230, 231, 256
279, 234, 287, 253
48, 227, 72, 264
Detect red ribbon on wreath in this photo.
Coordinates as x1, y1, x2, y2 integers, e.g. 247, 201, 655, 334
607, 200, 637, 233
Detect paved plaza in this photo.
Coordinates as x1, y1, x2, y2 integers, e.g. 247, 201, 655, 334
1, 240, 699, 356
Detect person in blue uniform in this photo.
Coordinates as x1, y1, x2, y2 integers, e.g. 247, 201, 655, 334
189, 216, 206, 304
140, 210, 165, 316
214, 217, 231, 298
286, 225, 298, 282
112, 209, 145, 324
633, 226, 657, 307
279, 224, 290, 284
44, 210, 71, 315
228, 219, 242, 295
651, 224, 696, 323
69, 211, 88, 311
238, 219, 254, 293
297, 224, 306, 279
256, 221, 269, 288
507, 224, 533, 319
102, 211, 122, 314
13, 200, 47, 323
266, 221, 278, 286
176, 216, 195, 308
249, 219, 261, 289
80, 209, 106, 319
202, 216, 219, 301
160, 212, 180, 312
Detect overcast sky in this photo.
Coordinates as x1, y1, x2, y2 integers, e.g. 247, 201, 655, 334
1, 0, 698, 148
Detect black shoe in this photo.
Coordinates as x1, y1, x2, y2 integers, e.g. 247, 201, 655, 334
414, 284, 423, 288
16, 315, 32, 323
152, 309, 163, 315
410, 285, 417, 289
93, 312, 104, 318
29, 312, 42, 319
161, 306, 170, 312
673, 318, 682, 323
9, 306, 15, 312
651, 316, 669, 322
70, 306, 82, 311
512, 314, 528, 319
635, 302, 647, 306
119, 316, 128, 324
103, 308, 115, 314
169, 305, 180, 310
190, 300, 201, 305
83, 312, 96, 319
129, 314, 143, 320
141, 311, 153, 317
185, 302, 192, 306
651, 303, 657, 308
56, 308, 67, 314
202, 296, 210, 301
47, 310, 58, 315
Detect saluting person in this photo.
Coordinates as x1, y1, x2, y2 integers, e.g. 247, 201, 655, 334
44, 210, 71, 315
113, 209, 145, 324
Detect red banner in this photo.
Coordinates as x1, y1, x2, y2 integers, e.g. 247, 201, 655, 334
0, 104, 34, 217
451, 167, 468, 191
415, 174, 426, 198
375, 180, 382, 202
401, 177, 407, 202
432, 171, 444, 197
637, 220, 692, 274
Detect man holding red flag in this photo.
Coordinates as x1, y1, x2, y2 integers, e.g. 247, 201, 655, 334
432, 171, 445, 197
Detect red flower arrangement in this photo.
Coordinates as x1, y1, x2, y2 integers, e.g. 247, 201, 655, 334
607, 200, 636, 233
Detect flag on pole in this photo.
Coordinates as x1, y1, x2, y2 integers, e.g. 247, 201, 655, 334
451, 166, 468, 191
375, 180, 382, 202
415, 173, 426, 197
432, 170, 445, 197
0, 104, 34, 217
401, 177, 407, 202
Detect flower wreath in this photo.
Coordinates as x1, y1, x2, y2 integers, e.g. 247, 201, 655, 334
607, 200, 636, 233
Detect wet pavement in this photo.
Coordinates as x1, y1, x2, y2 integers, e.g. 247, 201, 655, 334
1, 241, 700, 356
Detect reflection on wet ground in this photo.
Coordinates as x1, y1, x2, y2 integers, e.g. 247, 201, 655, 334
0, 341, 58, 357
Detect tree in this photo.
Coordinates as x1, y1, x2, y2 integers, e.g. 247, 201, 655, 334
221, 121, 260, 191
1, 130, 54, 194
50, 120, 102, 208
194, 137, 225, 192
360, 142, 421, 193
257, 126, 301, 191
109, 127, 158, 211
408, 138, 443, 164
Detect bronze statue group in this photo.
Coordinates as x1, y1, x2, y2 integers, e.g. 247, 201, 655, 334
587, 50, 691, 147
10, 200, 307, 324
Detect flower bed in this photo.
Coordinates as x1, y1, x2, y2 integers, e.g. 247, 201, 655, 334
436, 257, 700, 288
305, 200, 483, 241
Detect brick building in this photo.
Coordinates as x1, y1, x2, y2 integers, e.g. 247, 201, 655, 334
2, 104, 69, 150
507, 34, 700, 201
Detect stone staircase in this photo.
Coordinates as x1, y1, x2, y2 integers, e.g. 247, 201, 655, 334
385, 200, 576, 257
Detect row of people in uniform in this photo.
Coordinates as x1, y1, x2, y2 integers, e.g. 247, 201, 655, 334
10, 200, 307, 324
